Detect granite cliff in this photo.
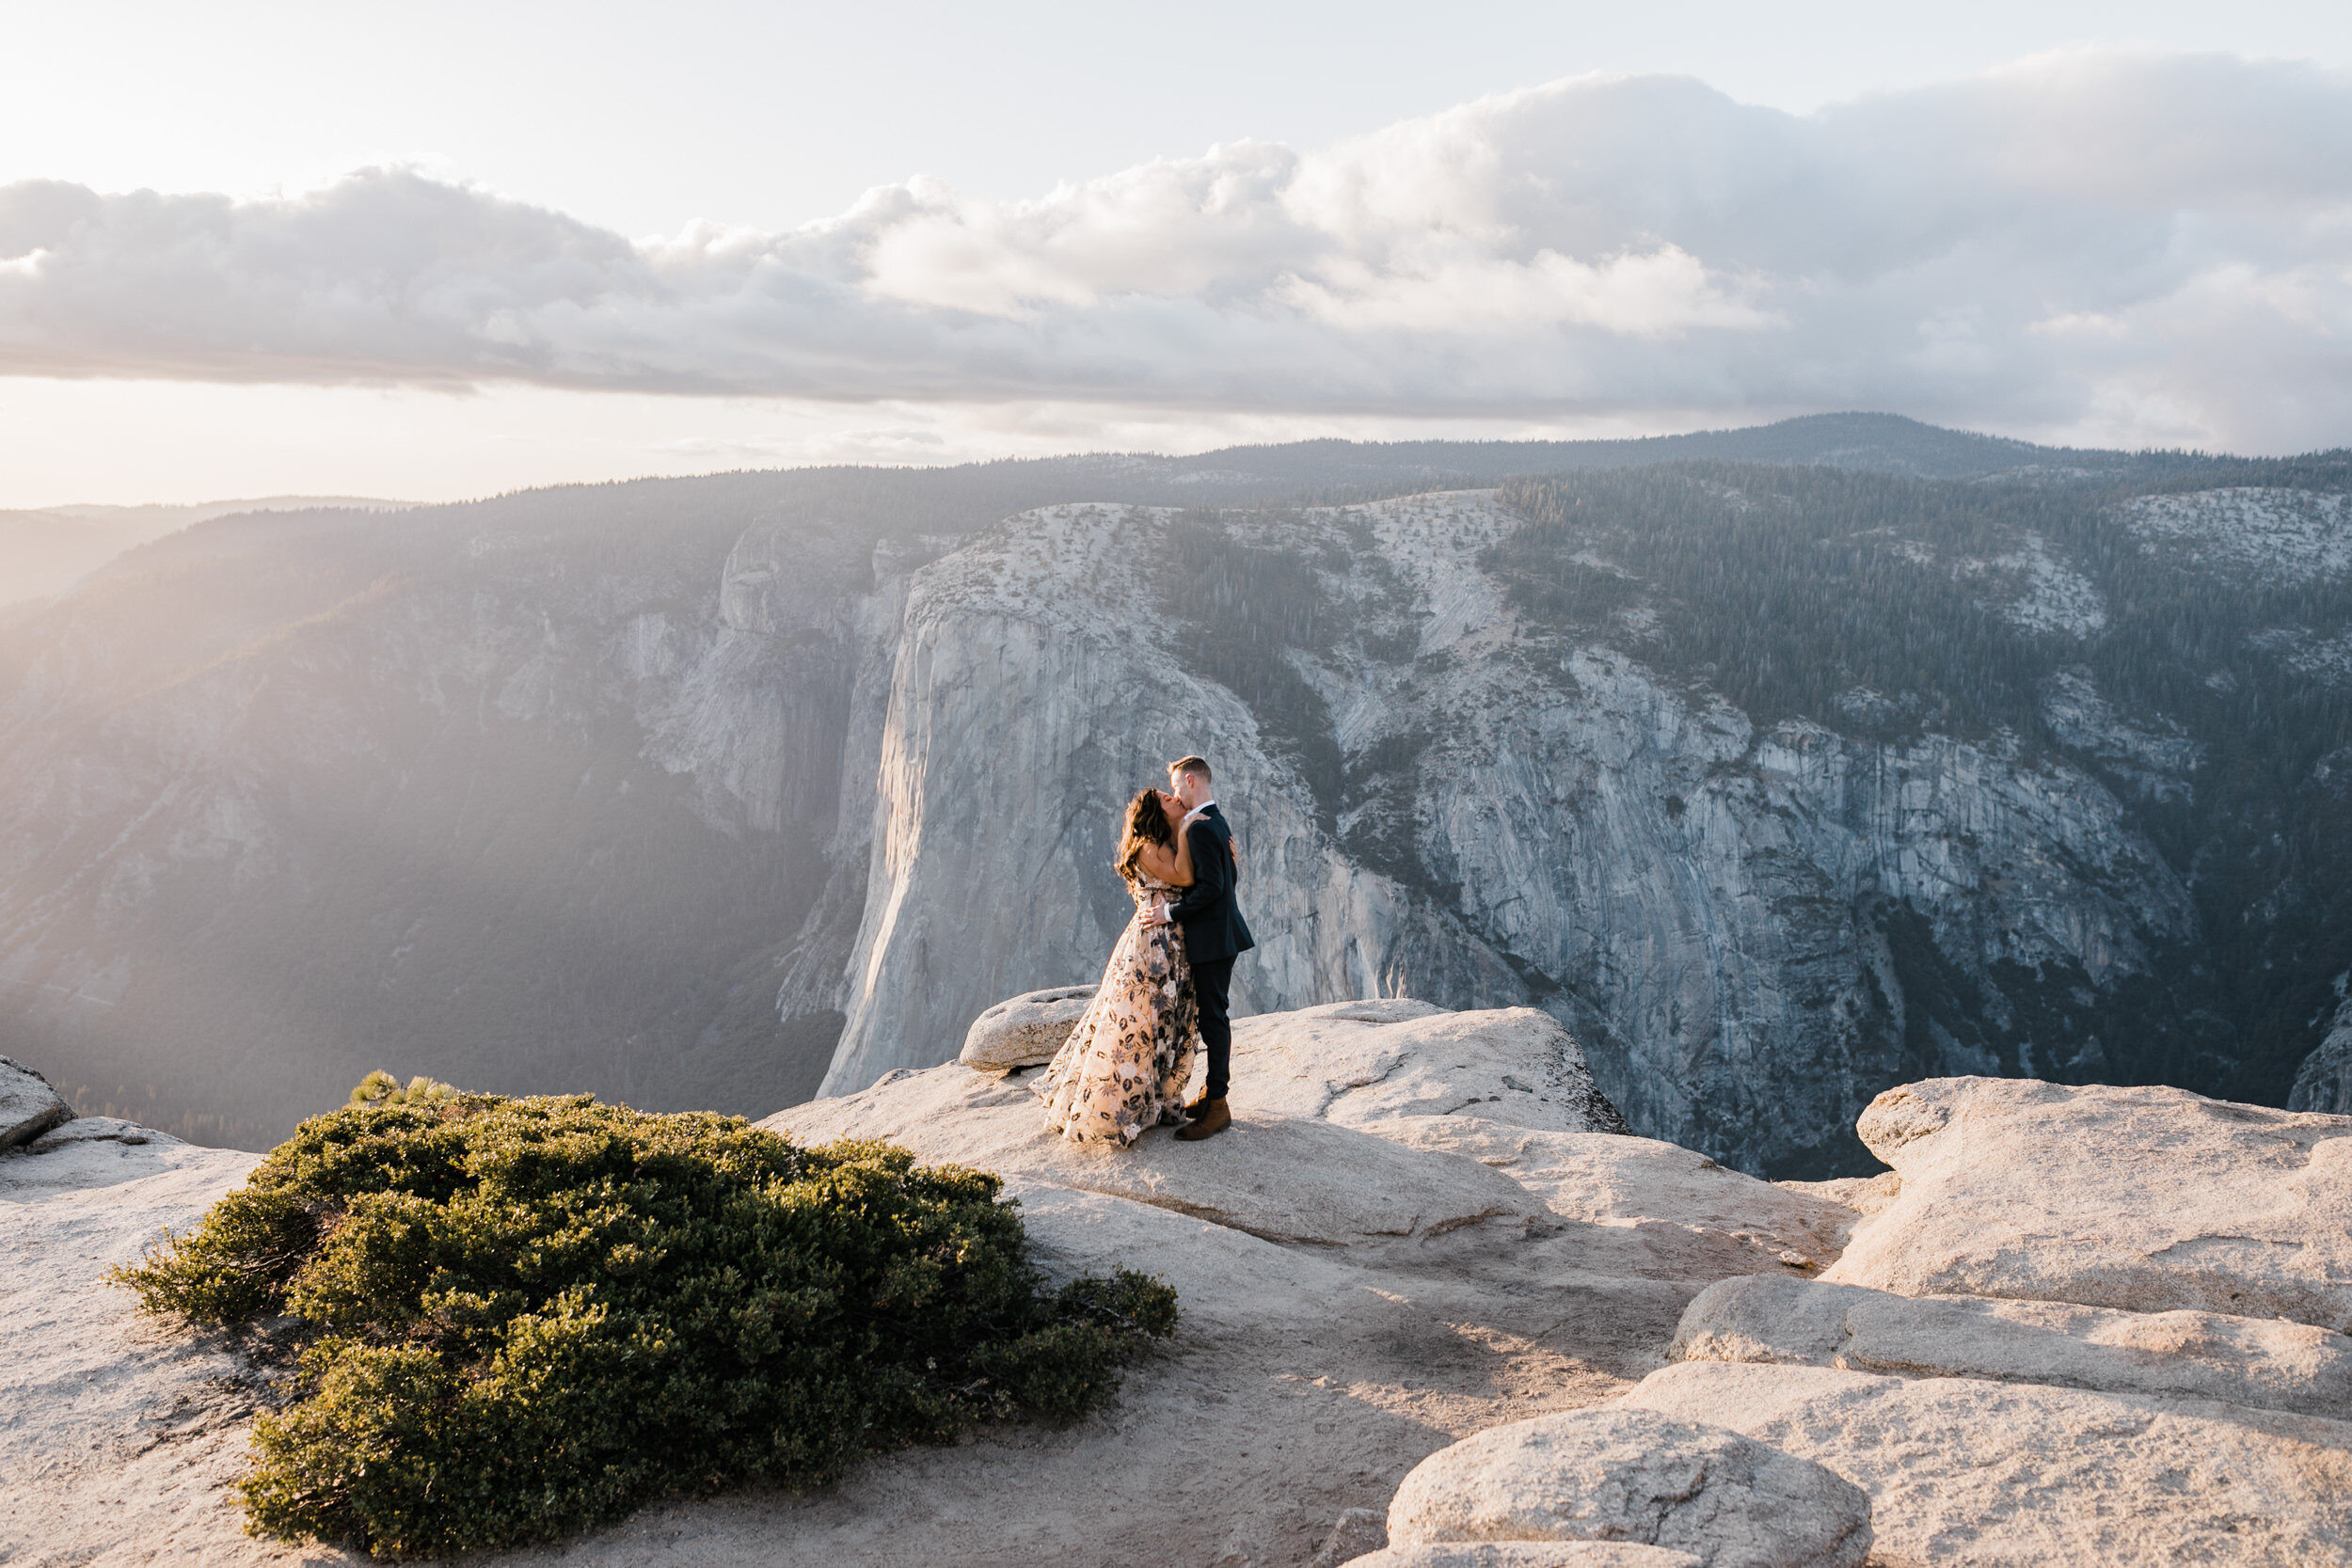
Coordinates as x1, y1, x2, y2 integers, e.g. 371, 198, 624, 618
0, 421, 2345, 1172
805, 488, 2230, 1176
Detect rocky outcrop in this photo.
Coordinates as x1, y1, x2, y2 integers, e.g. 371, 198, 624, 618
1231, 1000, 1630, 1135
1363, 1121, 1848, 1272
1583, 1074, 2352, 1567
1823, 1076, 2352, 1329
782, 1058, 1555, 1247
2123, 486, 2352, 586
8, 1011, 1851, 1567
24, 1113, 155, 1149
0, 1054, 71, 1148
1346, 1547, 1702, 1568
958, 985, 1094, 1071
773, 1004, 1748, 1255
1381, 1408, 1871, 1568
24, 1033, 2352, 1566
1671, 1273, 2352, 1419
770, 1004, 1841, 1275
1620, 1362, 2352, 1567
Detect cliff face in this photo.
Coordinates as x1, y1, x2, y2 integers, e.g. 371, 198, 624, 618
0, 432, 2342, 1170
812, 504, 1521, 1099
2291, 990, 2352, 1115
809, 495, 2199, 1175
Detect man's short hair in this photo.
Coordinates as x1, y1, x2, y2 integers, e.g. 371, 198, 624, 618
1168, 754, 1212, 783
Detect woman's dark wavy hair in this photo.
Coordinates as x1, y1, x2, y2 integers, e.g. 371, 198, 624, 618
1115, 788, 1173, 881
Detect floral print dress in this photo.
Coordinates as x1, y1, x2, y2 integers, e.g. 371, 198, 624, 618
1038, 870, 1200, 1147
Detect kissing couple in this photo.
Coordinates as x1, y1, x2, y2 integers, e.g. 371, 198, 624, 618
1037, 754, 1256, 1147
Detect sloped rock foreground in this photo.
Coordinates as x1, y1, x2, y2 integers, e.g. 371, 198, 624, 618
8, 1006, 2351, 1566
0, 1118, 276, 1566
1597, 1078, 2352, 1567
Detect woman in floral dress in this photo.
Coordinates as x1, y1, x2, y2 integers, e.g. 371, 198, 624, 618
1038, 787, 1201, 1147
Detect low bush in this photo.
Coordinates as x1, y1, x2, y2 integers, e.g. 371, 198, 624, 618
115, 1093, 1176, 1559
344, 1069, 461, 1109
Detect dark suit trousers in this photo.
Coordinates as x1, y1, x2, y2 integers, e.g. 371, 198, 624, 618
1193, 956, 1236, 1101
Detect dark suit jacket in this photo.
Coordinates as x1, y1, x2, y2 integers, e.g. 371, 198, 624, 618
1168, 803, 1256, 964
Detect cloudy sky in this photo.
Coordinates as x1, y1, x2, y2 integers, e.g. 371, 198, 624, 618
3, 1, 2349, 505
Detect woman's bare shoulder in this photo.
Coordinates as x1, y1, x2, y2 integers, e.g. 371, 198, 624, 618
1136, 841, 1190, 884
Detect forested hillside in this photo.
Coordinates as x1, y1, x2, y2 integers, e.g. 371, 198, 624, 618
1484, 461, 2352, 1105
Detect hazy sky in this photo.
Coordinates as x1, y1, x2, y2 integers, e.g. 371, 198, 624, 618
3, 0, 2349, 504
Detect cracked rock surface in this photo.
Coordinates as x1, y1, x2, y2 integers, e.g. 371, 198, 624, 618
1381, 1407, 1870, 1568
1607, 1075, 2352, 1567
1620, 1362, 2352, 1567
1824, 1076, 2352, 1329
1671, 1273, 2352, 1419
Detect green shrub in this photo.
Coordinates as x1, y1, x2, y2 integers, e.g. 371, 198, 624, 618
114, 1094, 1177, 1559
344, 1069, 462, 1109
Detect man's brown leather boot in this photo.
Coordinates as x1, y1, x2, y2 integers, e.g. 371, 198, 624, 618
1176, 1097, 1231, 1140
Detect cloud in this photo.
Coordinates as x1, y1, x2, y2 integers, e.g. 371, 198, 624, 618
3, 50, 2349, 450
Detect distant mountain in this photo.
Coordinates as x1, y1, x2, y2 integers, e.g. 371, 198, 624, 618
1126, 412, 2227, 488
5, 415, 2345, 1171
37, 495, 413, 525
0, 495, 411, 607
0, 413, 2199, 610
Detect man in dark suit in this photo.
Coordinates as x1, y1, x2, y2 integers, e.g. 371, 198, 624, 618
1154, 753, 1254, 1141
